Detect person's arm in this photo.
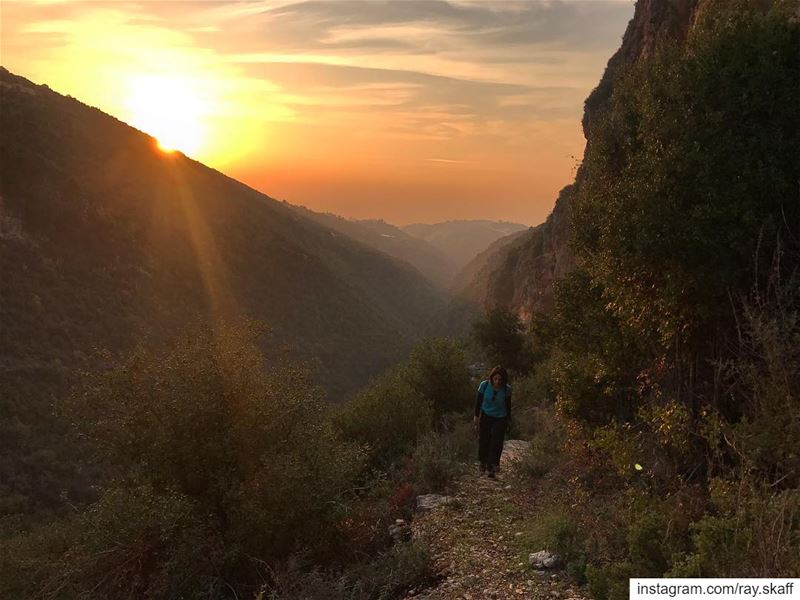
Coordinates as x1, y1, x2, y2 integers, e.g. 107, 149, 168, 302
473, 382, 485, 429
474, 388, 483, 418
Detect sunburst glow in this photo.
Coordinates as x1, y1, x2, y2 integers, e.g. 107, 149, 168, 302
125, 74, 209, 155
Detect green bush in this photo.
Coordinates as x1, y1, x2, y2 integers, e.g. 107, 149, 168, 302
519, 406, 564, 478
0, 517, 80, 599
333, 369, 432, 469
40, 486, 217, 600
517, 510, 583, 565
45, 321, 365, 597
627, 510, 671, 576
670, 480, 800, 577
264, 541, 436, 600
550, 271, 643, 426
513, 359, 555, 410
472, 307, 535, 375
403, 337, 473, 424
586, 562, 632, 600
333, 336, 472, 469
410, 419, 474, 493
725, 270, 800, 489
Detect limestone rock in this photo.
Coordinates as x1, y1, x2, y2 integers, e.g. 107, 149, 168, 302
417, 494, 452, 511
529, 550, 560, 570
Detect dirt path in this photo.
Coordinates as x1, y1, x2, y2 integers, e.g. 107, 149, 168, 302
405, 441, 587, 600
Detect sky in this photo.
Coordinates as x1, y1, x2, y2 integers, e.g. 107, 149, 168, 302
1, 0, 634, 226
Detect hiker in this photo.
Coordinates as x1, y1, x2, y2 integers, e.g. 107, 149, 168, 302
473, 365, 511, 478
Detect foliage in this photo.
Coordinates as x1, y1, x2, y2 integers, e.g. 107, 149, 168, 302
550, 270, 645, 425
8, 321, 367, 598
586, 562, 632, 600
333, 336, 472, 470
518, 406, 564, 478
723, 268, 800, 489
410, 418, 475, 493
539, 3, 800, 584
572, 3, 799, 354
403, 337, 473, 424
263, 541, 436, 600
472, 307, 535, 375
517, 509, 583, 566
669, 479, 800, 577
333, 369, 432, 470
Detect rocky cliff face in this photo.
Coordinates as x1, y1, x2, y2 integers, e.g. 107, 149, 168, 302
452, 186, 574, 320
454, 0, 705, 321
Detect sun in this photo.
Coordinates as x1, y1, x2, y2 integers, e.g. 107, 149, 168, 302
125, 74, 209, 156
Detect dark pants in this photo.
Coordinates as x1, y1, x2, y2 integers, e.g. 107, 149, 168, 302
478, 412, 507, 469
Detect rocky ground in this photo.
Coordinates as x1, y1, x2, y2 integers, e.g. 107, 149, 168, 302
403, 441, 588, 600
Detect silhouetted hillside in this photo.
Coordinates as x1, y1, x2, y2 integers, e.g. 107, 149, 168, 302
0, 66, 446, 514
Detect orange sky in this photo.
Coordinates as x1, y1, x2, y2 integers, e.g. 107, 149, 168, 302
1, 0, 634, 226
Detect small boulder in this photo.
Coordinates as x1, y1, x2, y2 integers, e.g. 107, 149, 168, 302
388, 519, 412, 542
417, 494, 452, 511
503, 440, 531, 462
529, 550, 560, 570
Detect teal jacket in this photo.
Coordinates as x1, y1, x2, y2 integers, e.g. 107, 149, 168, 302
475, 380, 512, 419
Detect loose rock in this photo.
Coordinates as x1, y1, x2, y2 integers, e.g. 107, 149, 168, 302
417, 494, 452, 511
529, 550, 560, 570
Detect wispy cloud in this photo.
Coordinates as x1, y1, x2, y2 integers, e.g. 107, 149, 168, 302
1, 0, 634, 223
423, 157, 476, 164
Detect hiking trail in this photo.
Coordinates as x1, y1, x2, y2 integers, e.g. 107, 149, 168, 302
404, 441, 588, 600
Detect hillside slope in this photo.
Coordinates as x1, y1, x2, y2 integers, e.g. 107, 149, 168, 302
0, 67, 447, 396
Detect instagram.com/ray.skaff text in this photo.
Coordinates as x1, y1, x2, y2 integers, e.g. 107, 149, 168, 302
631, 579, 798, 600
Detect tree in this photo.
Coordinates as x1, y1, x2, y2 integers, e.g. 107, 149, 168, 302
472, 307, 534, 375
48, 320, 364, 597
404, 337, 473, 425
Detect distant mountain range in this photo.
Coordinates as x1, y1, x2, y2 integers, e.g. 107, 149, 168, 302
403, 220, 529, 279
292, 207, 529, 289
289, 206, 457, 288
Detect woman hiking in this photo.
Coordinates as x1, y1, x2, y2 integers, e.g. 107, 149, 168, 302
473, 365, 511, 478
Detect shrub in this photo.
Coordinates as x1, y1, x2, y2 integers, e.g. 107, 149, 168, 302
627, 510, 671, 576
333, 369, 432, 469
410, 419, 474, 493
669, 479, 800, 577
50, 321, 365, 596
472, 307, 535, 375
403, 337, 473, 424
519, 406, 564, 478
264, 541, 436, 600
0, 517, 80, 600
586, 562, 632, 600
517, 509, 583, 565
40, 486, 217, 600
